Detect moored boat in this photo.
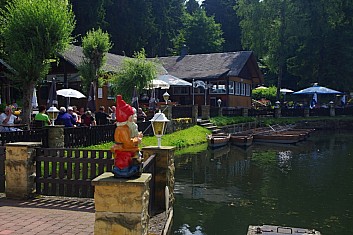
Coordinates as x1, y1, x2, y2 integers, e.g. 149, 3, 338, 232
253, 132, 302, 144
230, 133, 253, 147
247, 225, 321, 235
207, 133, 230, 149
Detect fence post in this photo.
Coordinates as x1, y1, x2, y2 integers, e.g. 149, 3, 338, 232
142, 146, 175, 214
304, 107, 310, 117
192, 105, 198, 123
330, 104, 335, 117
47, 125, 65, 148
274, 107, 281, 118
5, 142, 41, 199
92, 172, 152, 235
201, 105, 210, 120
242, 108, 249, 117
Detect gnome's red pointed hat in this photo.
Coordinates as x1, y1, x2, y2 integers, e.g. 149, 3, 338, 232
116, 95, 134, 122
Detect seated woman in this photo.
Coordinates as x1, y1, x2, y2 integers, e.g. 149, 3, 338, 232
34, 105, 51, 126
80, 110, 96, 126
56, 107, 76, 127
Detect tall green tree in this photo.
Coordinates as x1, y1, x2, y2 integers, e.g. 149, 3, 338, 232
236, 0, 299, 100
286, 0, 353, 92
80, 28, 112, 95
148, 0, 185, 56
0, 0, 75, 124
70, 0, 109, 43
173, 9, 224, 54
109, 49, 158, 100
105, 0, 155, 56
203, 0, 242, 51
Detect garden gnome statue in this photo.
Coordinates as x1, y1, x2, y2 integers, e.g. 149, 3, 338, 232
111, 95, 143, 178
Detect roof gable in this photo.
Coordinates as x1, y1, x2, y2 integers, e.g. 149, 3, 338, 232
58, 45, 126, 73
158, 51, 263, 83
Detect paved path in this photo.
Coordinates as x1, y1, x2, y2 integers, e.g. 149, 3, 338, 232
0, 196, 95, 235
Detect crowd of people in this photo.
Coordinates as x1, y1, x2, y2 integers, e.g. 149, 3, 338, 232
1, 102, 148, 131
51, 105, 117, 128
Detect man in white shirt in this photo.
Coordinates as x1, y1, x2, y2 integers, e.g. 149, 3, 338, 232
0, 107, 20, 132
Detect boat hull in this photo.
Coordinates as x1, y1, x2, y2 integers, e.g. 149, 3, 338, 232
230, 134, 253, 147
207, 134, 230, 148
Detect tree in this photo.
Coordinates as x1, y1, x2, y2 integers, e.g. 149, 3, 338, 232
110, 49, 158, 100
173, 9, 224, 54
236, 0, 298, 100
203, 0, 242, 51
185, 0, 200, 14
79, 28, 112, 94
0, 0, 75, 125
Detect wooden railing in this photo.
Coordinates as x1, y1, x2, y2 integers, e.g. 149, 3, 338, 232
64, 125, 115, 148
0, 129, 48, 147
34, 147, 157, 214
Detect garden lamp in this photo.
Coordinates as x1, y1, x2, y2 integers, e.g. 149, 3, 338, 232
217, 99, 222, 107
150, 110, 169, 148
163, 91, 170, 104
47, 106, 59, 126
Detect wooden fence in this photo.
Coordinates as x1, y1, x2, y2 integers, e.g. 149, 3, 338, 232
34, 148, 156, 213
0, 129, 48, 147
64, 125, 116, 148
0, 146, 5, 193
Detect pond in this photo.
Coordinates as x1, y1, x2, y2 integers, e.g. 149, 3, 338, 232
171, 130, 353, 235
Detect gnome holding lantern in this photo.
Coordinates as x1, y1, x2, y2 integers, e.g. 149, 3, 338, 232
111, 95, 143, 178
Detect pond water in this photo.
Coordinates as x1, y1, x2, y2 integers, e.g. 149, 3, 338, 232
171, 130, 353, 235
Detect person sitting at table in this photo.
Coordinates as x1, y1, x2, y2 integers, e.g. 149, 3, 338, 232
95, 106, 111, 125
0, 107, 21, 132
34, 105, 51, 126
55, 107, 76, 127
81, 110, 96, 126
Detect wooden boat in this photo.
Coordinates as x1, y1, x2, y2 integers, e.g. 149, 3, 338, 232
207, 133, 230, 149
247, 225, 321, 235
230, 133, 253, 147
253, 132, 302, 144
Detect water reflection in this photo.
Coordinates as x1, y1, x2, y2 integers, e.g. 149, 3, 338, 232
172, 130, 353, 235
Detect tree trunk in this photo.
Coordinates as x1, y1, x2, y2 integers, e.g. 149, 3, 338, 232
21, 81, 35, 128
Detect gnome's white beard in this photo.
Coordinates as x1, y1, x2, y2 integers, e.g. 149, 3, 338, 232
127, 121, 139, 137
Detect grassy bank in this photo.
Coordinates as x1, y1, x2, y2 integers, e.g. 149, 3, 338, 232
85, 125, 211, 150
86, 115, 353, 152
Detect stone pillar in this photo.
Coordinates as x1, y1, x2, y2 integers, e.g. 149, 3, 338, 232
304, 107, 310, 117
330, 105, 335, 117
218, 107, 223, 116
92, 172, 152, 235
47, 125, 65, 148
201, 105, 210, 120
274, 107, 281, 118
142, 146, 175, 214
191, 105, 198, 124
242, 108, 249, 117
5, 142, 41, 199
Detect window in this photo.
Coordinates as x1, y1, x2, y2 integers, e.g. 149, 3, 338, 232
173, 86, 189, 95
241, 83, 246, 96
209, 81, 227, 94
235, 82, 240, 95
246, 84, 251, 96
228, 81, 234, 94
107, 83, 114, 100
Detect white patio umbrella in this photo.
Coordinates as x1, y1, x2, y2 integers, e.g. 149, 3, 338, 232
57, 88, 86, 105
57, 88, 86, 98
146, 79, 170, 90
280, 88, 294, 93
254, 86, 268, 90
157, 74, 192, 86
